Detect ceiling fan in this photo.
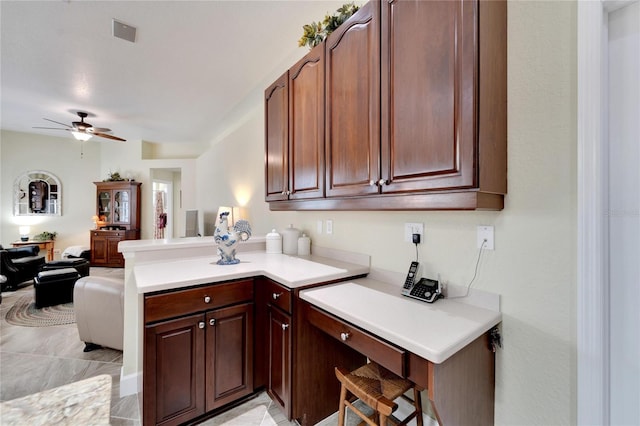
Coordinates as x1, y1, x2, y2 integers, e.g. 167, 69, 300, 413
34, 111, 126, 142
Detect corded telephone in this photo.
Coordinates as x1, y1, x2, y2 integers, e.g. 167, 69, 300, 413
402, 261, 442, 303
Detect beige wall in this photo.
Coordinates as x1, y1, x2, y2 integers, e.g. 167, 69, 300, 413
0, 1, 577, 424
0, 133, 197, 249
0, 130, 101, 254
197, 2, 578, 424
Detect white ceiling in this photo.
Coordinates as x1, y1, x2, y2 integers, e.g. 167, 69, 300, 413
0, 0, 347, 145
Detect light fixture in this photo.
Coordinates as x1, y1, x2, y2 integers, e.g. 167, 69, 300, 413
71, 131, 92, 141
19, 226, 30, 241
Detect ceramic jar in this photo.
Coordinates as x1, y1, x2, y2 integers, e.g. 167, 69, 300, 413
281, 224, 300, 255
297, 233, 311, 256
266, 229, 282, 254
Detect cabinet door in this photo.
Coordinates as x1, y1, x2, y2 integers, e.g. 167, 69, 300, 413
205, 303, 254, 411
268, 306, 292, 418
107, 235, 124, 267
288, 43, 325, 200
144, 313, 205, 426
90, 232, 108, 266
381, 0, 476, 192
113, 189, 131, 224
325, 1, 381, 197
265, 72, 290, 202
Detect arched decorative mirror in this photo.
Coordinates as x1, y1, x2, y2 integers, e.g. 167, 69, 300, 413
14, 171, 62, 216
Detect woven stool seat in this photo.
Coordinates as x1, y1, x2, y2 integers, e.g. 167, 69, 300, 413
335, 362, 423, 426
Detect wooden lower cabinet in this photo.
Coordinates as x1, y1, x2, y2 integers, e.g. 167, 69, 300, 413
143, 282, 254, 426
267, 305, 291, 417
90, 229, 138, 267
205, 303, 253, 411
144, 313, 205, 426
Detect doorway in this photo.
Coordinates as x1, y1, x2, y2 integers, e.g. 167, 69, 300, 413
578, 1, 639, 424
152, 180, 172, 239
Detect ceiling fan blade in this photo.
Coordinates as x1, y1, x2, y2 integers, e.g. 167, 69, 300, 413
33, 126, 68, 130
43, 118, 72, 128
93, 132, 126, 142
86, 127, 112, 134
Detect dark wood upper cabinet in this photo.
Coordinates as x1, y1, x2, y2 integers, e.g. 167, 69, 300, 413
266, 0, 506, 210
288, 43, 325, 200
325, 1, 381, 198
265, 72, 289, 202
381, 0, 474, 193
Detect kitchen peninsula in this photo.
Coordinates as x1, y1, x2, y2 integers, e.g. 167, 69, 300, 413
119, 238, 500, 425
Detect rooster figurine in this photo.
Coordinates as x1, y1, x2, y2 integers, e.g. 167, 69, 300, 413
214, 211, 252, 265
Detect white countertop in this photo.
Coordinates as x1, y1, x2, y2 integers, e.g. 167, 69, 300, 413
300, 277, 501, 364
134, 251, 370, 293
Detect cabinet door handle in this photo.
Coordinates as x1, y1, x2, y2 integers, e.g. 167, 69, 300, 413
340, 332, 350, 341
272, 292, 282, 300
378, 179, 387, 186
209, 318, 216, 326
282, 323, 289, 331
198, 322, 205, 329
369, 180, 375, 186
204, 296, 211, 303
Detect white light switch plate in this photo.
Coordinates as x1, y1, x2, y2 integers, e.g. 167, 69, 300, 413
326, 219, 333, 235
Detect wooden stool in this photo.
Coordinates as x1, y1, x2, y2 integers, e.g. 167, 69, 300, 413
335, 362, 424, 426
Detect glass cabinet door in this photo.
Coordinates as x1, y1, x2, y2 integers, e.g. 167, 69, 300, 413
114, 190, 130, 223
98, 191, 111, 222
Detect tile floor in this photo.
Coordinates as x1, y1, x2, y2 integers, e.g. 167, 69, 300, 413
0, 267, 433, 426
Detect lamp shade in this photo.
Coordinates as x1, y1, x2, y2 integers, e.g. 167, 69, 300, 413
71, 131, 92, 141
19, 226, 30, 241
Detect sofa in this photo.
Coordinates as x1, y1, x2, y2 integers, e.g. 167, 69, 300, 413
0, 245, 45, 291
73, 276, 124, 352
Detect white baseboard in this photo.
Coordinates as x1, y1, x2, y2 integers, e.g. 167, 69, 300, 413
120, 368, 141, 398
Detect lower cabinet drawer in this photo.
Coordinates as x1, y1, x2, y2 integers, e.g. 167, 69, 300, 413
145, 279, 254, 323
306, 304, 406, 376
263, 279, 292, 313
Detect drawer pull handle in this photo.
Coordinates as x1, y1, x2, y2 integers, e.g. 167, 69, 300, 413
204, 296, 211, 303
209, 319, 216, 326
198, 322, 205, 329
282, 323, 289, 331
340, 332, 350, 341
272, 292, 282, 300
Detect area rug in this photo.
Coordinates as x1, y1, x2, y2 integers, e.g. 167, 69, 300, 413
5, 295, 75, 327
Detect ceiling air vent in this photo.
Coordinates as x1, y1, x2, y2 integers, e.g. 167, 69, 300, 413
112, 19, 136, 43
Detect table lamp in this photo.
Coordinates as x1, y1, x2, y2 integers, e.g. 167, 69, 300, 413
19, 226, 30, 241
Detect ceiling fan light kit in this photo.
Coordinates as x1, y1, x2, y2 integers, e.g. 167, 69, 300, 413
34, 111, 126, 142
71, 131, 92, 141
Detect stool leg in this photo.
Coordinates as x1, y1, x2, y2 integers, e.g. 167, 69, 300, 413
414, 387, 423, 426
338, 383, 347, 426
379, 412, 388, 426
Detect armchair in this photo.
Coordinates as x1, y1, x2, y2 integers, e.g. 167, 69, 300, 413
0, 245, 45, 291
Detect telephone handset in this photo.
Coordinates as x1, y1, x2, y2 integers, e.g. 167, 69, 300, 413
402, 261, 442, 303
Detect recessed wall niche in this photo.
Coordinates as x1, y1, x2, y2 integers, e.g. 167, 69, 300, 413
14, 170, 62, 216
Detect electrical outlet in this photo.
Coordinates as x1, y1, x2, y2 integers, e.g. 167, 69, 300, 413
326, 219, 333, 235
477, 225, 494, 250
404, 222, 424, 243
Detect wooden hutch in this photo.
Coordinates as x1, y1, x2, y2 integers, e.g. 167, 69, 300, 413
90, 181, 142, 267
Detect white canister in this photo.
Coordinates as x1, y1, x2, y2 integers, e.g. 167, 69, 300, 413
297, 233, 311, 256
266, 229, 282, 254
281, 224, 300, 255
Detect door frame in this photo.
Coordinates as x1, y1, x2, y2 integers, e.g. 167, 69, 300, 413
577, 1, 637, 423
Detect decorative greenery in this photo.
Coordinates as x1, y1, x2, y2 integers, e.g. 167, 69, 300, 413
34, 231, 57, 241
104, 171, 125, 182
298, 2, 360, 49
